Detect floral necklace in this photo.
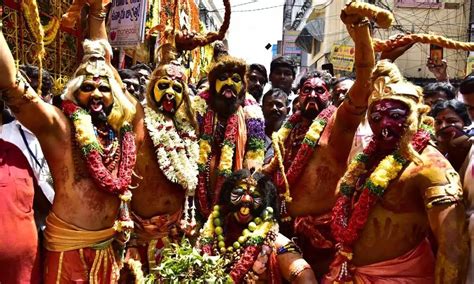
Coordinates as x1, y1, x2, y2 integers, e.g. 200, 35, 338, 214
330, 129, 431, 282
62, 100, 136, 236
198, 205, 278, 283
194, 93, 266, 217
272, 105, 336, 221
144, 106, 200, 231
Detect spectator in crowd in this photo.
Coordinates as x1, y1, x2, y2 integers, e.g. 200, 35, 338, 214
459, 72, 474, 122
269, 56, 296, 95
118, 68, 144, 103
131, 63, 152, 95
262, 88, 290, 163
246, 63, 268, 102
20, 64, 54, 104
0, 97, 41, 283
4, 65, 54, 228
431, 98, 474, 284
331, 77, 354, 107
431, 99, 472, 170
196, 77, 209, 95
423, 81, 455, 107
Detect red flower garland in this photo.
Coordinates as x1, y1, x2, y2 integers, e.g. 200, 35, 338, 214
275, 106, 336, 193
230, 245, 260, 283
62, 100, 136, 196
196, 109, 239, 217
329, 129, 431, 281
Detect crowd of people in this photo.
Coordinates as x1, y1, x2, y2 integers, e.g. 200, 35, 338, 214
0, 1, 473, 283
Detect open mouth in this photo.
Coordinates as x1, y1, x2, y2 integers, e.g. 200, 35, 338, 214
380, 127, 399, 141
222, 88, 237, 99
235, 207, 252, 223
88, 98, 104, 113
161, 98, 176, 113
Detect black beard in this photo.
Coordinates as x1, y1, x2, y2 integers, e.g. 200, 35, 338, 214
210, 89, 245, 118
301, 99, 326, 120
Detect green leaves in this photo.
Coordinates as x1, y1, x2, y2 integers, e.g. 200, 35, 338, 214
154, 238, 233, 284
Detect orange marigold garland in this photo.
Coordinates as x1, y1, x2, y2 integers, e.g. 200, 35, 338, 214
330, 129, 430, 282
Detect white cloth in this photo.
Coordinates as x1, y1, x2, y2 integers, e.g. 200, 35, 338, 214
347, 117, 373, 163
0, 121, 54, 204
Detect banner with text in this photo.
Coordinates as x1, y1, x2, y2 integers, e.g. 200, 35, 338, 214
330, 44, 355, 72
108, 0, 147, 48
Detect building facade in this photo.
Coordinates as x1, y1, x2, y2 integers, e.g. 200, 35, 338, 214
301, 0, 471, 81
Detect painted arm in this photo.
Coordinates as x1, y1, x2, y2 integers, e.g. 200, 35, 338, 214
420, 149, 469, 283
329, 19, 375, 163
275, 234, 317, 283
87, 0, 110, 41
0, 24, 67, 141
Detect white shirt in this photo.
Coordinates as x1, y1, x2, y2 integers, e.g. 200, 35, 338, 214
0, 120, 54, 204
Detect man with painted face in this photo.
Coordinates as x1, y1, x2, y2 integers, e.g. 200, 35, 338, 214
263, 8, 378, 278
193, 55, 266, 218
324, 62, 468, 283
0, 3, 142, 281
128, 44, 199, 275
194, 169, 316, 283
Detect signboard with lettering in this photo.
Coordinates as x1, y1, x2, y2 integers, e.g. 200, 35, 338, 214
330, 44, 355, 72
108, 0, 147, 47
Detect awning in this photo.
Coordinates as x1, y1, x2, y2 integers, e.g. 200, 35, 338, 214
295, 18, 325, 53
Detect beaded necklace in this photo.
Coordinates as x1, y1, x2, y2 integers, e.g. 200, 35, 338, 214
198, 205, 278, 283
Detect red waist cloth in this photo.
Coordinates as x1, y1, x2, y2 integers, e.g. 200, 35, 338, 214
0, 139, 40, 283
323, 238, 435, 284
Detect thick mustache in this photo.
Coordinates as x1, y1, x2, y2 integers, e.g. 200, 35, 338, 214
221, 85, 237, 94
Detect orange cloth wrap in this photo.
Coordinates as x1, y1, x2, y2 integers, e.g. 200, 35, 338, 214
323, 238, 435, 284
44, 212, 115, 252
43, 212, 120, 284
234, 106, 247, 171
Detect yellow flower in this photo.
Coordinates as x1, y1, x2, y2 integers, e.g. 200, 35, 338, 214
219, 144, 234, 171
75, 112, 98, 146
192, 96, 208, 116
277, 127, 291, 141
245, 149, 264, 162
198, 140, 211, 165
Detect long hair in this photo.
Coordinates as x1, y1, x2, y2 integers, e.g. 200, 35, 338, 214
61, 40, 136, 131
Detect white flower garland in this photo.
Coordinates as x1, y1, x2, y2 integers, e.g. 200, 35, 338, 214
144, 106, 199, 194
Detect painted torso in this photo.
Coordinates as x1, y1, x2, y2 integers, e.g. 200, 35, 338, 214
352, 145, 456, 265
284, 114, 351, 217
131, 130, 184, 218
45, 119, 122, 231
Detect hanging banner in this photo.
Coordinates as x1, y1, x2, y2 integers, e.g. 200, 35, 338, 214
108, 0, 147, 48
330, 44, 355, 72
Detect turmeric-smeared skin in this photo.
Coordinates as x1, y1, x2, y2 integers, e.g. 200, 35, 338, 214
352, 145, 468, 283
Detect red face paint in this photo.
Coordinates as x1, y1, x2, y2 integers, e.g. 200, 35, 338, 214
368, 99, 410, 151
298, 77, 330, 119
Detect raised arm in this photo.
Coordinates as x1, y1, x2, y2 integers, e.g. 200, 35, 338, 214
0, 19, 67, 142
87, 0, 109, 41
327, 18, 375, 163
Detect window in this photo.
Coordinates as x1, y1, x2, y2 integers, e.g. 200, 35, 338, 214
395, 0, 441, 8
